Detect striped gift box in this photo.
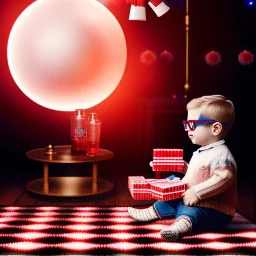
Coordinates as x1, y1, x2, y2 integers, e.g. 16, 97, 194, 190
152, 148, 185, 172
128, 176, 187, 201
152, 160, 185, 172
150, 179, 187, 201
128, 176, 152, 200
153, 149, 183, 160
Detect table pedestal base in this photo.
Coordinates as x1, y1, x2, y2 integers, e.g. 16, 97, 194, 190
26, 177, 113, 197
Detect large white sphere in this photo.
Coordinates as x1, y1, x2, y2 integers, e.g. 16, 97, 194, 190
7, 0, 127, 111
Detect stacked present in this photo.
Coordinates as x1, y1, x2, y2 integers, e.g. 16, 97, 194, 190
128, 176, 187, 201
152, 148, 185, 172
128, 176, 152, 200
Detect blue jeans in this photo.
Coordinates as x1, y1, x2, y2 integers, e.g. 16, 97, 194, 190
154, 199, 233, 234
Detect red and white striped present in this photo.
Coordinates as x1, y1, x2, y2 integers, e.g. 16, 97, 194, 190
152, 160, 185, 172
128, 176, 187, 201
128, 176, 152, 200
150, 179, 187, 201
153, 149, 183, 160
152, 149, 185, 172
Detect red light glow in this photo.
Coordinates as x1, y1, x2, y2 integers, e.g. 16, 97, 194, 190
23, 224, 56, 230
0, 217, 18, 223
2, 206, 24, 211
67, 217, 132, 223
72, 211, 129, 217
73, 206, 128, 211
3, 241, 48, 251
188, 231, 256, 240
35, 206, 61, 211
7, 232, 50, 240
0, 212, 20, 217
33, 212, 61, 217
107, 242, 143, 251
59, 242, 98, 251
0, 207, 255, 254
7, 0, 127, 111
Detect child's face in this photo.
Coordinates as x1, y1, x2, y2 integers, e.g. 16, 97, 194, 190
185, 108, 217, 146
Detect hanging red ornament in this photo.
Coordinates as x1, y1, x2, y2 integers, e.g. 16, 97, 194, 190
205, 50, 222, 66
160, 50, 174, 63
238, 50, 255, 65
140, 50, 157, 65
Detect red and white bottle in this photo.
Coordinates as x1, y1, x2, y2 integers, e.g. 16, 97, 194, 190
70, 109, 87, 153
86, 113, 101, 155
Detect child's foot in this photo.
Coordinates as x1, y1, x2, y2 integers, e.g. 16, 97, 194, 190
128, 205, 159, 222
160, 217, 192, 241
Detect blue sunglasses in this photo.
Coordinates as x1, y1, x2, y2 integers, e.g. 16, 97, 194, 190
183, 116, 232, 131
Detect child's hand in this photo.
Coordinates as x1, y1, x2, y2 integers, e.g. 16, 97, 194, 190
182, 188, 199, 206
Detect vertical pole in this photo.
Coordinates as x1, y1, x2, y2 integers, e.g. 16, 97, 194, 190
92, 162, 97, 192
185, 0, 190, 94
43, 162, 49, 193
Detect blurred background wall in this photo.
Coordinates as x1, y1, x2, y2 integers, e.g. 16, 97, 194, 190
0, 0, 255, 180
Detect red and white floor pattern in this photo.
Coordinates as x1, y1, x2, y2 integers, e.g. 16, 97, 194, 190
0, 206, 255, 254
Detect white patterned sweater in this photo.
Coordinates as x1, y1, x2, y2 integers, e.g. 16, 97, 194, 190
182, 140, 237, 216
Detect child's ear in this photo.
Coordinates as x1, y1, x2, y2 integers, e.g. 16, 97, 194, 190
212, 122, 222, 136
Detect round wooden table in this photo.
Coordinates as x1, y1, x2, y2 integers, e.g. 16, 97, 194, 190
26, 145, 114, 197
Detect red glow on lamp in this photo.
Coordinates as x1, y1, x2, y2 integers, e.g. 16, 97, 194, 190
7, 0, 127, 111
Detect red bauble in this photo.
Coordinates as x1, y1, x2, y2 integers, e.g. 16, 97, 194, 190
238, 50, 254, 65
160, 50, 174, 63
205, 51, 222, 66
140, 50, 157, 65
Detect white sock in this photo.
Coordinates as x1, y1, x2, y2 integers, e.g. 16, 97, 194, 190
128, 205, 159, 222
160, 217, 192, 241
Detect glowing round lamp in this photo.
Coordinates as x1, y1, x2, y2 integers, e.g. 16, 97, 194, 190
7, 0, 127, 111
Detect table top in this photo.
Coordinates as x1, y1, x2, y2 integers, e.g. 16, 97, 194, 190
26, 145, 114, 164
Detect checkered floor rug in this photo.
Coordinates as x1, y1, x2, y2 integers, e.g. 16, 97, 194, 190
0, 206, 255, 255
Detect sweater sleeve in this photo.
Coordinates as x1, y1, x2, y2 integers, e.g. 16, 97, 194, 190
192, 156, 236, 200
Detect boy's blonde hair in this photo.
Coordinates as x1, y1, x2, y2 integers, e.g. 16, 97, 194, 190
186, 95, 235, 126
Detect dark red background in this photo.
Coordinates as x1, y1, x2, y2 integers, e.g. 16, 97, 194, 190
0, 0, 255, 179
